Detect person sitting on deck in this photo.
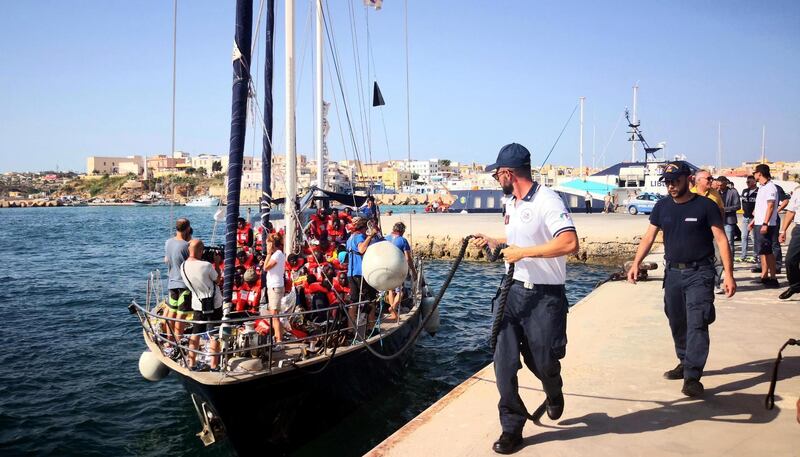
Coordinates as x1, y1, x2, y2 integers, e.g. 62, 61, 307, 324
164, 218, 193, 350
384, 221, 417, 321
327, 216, 346, 243
180, 239, 223, 371
234, 268, 262, 314
235, 248, 255, 270
236, 217, 253, 249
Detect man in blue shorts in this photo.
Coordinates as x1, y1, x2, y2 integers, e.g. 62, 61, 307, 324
385, 222, 417, 320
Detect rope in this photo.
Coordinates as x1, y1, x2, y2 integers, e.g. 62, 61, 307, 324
538, 103, 579, 171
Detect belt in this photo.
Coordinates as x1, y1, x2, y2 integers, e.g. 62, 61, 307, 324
666, 257, 715, 270
511, 279, 565, 291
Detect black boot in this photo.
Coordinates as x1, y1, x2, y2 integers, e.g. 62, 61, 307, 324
546, 393, 564, 420
663, 363, 684, 380
492, 432, 522, 454
682, 379, 704, 397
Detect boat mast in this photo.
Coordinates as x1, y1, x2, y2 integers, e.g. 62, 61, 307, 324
260, 0, 275, 247
285, 0, 297, 255
222, 0, 253, 305
579, 96, 585, 179
630, 83, 638, 162
717, 121, 722, 170
315, 0, 324, 191
760, 125, 766, 163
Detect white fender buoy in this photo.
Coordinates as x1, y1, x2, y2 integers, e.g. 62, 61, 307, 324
362, 241, 408, 291
421, 295, 440, 336
139, 350, 170, 381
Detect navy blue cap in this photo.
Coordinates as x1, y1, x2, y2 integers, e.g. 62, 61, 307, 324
485, 143, 531, 172
659, 161, 692, 181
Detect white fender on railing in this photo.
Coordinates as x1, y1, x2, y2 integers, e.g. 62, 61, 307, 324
139, 350, 170, 381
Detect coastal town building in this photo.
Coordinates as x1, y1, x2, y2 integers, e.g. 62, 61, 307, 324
86, 156, 144, 176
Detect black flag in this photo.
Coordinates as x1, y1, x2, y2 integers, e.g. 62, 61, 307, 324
372, 81, 385, 107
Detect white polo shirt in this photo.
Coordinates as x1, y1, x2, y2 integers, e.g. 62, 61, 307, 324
753, 181, 778, 226
504, 183, 576, 285
787, 187, 800, 225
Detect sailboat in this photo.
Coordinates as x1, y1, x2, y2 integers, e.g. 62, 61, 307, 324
131, 1, 436, 455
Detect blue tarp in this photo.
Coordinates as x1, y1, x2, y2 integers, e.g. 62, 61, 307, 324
559, 179, 617, 194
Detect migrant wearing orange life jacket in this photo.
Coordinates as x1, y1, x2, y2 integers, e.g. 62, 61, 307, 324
236, 218, 253, 248
235, 270, 262, 313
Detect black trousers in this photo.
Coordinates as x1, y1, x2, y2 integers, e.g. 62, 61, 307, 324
786, 225, 800, 291
663, 264, 716, 381
493, 281, 568, 435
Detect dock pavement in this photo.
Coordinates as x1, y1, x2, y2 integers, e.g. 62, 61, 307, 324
366, 252, 800, 456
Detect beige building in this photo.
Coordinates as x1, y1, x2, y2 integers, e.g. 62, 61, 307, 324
86, 156, 144, 175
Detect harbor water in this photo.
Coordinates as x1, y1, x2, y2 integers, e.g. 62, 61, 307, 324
0, 206, 614, 456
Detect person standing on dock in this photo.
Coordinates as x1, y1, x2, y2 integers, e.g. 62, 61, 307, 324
749, 164, 780, 287
628, 161, 736, 398
777, 186, 800, 299
739, 175, 758, 262
473, 143, 579, 455
584, 191, 592, 214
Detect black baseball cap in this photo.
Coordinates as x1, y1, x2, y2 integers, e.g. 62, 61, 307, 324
659, 161, 692, 181
485, 143, 532, 172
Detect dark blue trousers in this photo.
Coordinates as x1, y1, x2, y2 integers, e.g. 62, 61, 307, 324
493, 281, 568, 435
663, 264, 716, 381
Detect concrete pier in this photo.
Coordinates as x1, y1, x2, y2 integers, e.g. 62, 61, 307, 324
380, 212, 654, 266
366, 256, 800, 456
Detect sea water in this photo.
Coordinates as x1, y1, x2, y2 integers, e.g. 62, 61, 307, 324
0, 206, 613, 456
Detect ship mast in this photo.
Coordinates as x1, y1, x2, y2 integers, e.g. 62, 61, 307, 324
284, 0, 297, 254
629, 83, 638, 162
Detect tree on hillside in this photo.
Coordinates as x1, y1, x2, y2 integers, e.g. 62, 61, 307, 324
439, 159, 451, 167
212, 161, 222, 173
196, 167, 207, 176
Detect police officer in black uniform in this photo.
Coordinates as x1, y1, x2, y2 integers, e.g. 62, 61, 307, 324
628, 161, 737, 397
473, 144, 579, 454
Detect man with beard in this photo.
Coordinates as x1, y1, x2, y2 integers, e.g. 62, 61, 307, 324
472, 143, 578, 454
628, 161, 736, 398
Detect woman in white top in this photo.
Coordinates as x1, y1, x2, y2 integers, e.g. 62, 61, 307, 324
263, 233, 286, 345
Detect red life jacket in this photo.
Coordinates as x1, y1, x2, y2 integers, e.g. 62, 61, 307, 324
235, 280, 262, 313
236, 223, 252, 247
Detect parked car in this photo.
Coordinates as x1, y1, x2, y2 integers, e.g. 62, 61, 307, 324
623, 193, 664, 215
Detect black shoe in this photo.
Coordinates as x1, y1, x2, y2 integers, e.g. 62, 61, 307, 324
546, 394, 564, 420
492, 432, 522, 454
682, 379, 704, 397
751, 266, 762, 273
763, 278, 780, 288
663, 363, 684, 380
779, 288, 798, 300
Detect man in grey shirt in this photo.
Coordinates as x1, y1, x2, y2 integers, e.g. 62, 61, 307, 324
164, 218, 192, 347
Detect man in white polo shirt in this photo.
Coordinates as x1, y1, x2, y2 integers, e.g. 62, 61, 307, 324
749, 163, 780, 288
473, 143, 579, 454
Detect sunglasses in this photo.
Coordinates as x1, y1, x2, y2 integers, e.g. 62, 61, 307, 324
492, 169, 512, 181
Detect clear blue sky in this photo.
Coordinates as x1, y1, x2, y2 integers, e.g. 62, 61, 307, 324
1, 0, 798, 173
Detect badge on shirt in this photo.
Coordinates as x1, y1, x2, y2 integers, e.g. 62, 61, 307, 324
685, 217, 698, 222
520, 208, 533, 223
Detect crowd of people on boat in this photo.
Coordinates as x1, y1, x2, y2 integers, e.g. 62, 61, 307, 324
158, 196, 417, 371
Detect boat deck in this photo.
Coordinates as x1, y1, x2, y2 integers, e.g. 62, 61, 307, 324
145, 302, 422, 385
366, 256, 800, 456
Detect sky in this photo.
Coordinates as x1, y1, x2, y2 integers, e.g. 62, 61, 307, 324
1, 0, 799, 173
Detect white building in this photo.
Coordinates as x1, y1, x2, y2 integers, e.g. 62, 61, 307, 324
398, 159, 441, 183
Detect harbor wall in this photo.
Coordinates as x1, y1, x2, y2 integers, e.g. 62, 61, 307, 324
380, 213, 655, 267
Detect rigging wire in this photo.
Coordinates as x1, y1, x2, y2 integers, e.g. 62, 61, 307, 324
598, 110, 626, 168
346, 0, 370, 163
538, 103, 580, 171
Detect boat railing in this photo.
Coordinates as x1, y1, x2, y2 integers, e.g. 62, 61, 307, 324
131, 265, 423, 374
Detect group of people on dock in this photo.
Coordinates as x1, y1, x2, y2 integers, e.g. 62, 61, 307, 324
159, 194, 416, 372
471, 143, 799, 454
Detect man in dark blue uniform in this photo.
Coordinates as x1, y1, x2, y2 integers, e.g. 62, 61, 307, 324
628, 161, 737, 397
474, 143, 579, 454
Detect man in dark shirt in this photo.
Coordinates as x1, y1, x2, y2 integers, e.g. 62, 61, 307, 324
739, 175, 758, 261
627, 161, 736, 398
